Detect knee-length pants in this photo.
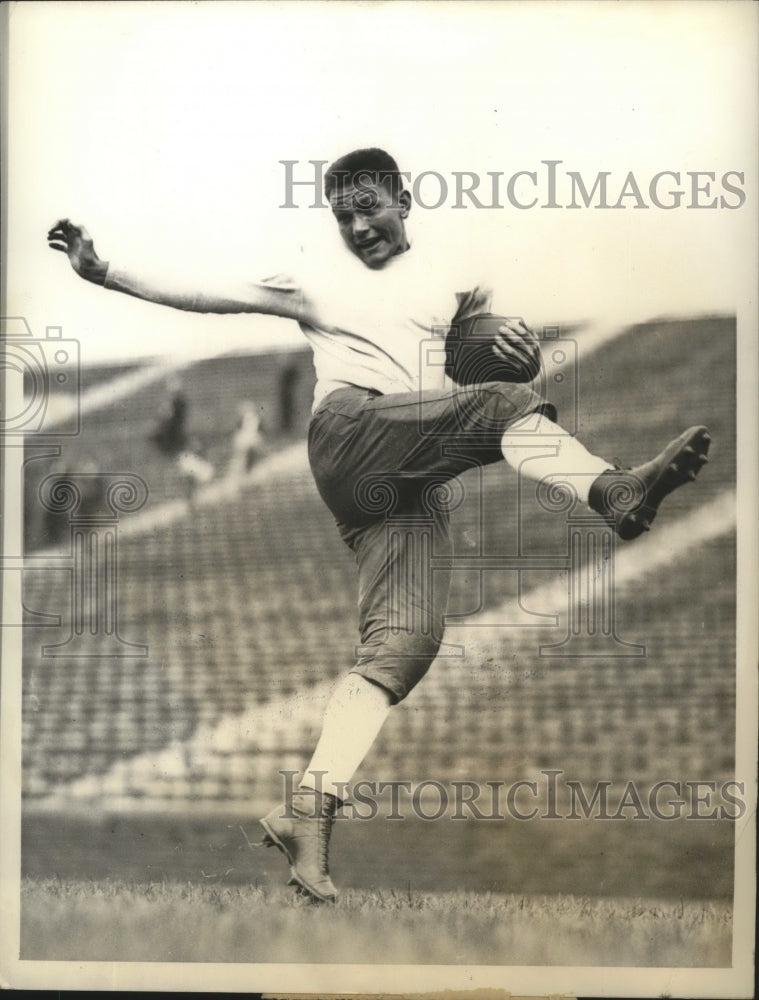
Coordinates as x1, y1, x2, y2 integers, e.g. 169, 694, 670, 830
307, 382, 556, 703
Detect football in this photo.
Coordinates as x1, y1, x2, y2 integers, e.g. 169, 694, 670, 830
445, 313, 541, 385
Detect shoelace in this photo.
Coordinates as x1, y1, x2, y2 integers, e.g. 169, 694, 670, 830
318, 815, 333, 875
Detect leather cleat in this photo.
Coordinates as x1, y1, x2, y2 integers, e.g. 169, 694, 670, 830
588, 426, 711, 541
260, 791, 339, 903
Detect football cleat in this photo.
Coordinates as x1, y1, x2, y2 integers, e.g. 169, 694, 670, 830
588, 426, 711, 541
260, 791, 339, 903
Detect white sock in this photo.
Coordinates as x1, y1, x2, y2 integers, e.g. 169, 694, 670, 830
300, 673, 392, 800
501, 414, 612, 505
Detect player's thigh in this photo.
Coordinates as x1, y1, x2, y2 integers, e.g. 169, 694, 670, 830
343, 500, 453, 645
308, 383, 554, 527
360, 381, 555, 479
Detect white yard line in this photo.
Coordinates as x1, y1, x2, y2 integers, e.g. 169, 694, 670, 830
465, 491, 735, 633
34, 340, 309, 431
39, 358, 187, 431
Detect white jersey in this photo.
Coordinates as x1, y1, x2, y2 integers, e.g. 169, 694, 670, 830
283, 238, 491, 408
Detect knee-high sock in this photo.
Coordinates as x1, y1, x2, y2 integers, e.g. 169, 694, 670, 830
300, 673, 392, 800
501, 414, 611, 505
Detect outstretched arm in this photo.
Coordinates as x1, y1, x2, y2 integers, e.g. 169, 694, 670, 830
46, 219, 303, 318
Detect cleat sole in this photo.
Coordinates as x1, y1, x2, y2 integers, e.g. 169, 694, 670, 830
617, 426, 711, 541
289, 873, 336, 904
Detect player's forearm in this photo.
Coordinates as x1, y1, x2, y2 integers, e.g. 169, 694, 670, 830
101, 265, 241, 313
99, 265, 302, 317
101, 264, 204, 312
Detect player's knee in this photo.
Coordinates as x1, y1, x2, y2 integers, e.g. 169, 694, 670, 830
479, 382, 557, 432
354, 631, 441, 704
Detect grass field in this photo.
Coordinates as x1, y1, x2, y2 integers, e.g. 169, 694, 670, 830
21, 878, 731, 967
23, 810, 735, 901
20, 809, 735, 967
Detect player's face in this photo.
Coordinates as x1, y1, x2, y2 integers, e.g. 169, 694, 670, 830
329, 181, 410, 268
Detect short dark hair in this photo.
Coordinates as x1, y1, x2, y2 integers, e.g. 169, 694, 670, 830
325, 148, 405, 201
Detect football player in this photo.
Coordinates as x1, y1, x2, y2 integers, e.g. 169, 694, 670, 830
48, 147, 710, 903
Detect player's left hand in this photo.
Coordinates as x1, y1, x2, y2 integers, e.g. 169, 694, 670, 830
47, 218, 109, 285
492, 318, 540, 376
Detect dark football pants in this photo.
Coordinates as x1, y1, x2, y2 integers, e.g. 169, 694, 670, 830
307, 383, 557, 703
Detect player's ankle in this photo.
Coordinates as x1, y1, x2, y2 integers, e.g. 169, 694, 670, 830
293, 786, 342, 819
587, 466, 643, 517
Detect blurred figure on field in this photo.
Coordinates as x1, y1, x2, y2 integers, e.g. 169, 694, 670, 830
227, 400, 267, 481
278, 361, 300, 434
149, 375, 214, 497
149, 375, 188, 457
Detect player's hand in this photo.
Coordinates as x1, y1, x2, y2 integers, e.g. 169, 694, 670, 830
493, 318, 541, 379
47, 219, 109, 285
